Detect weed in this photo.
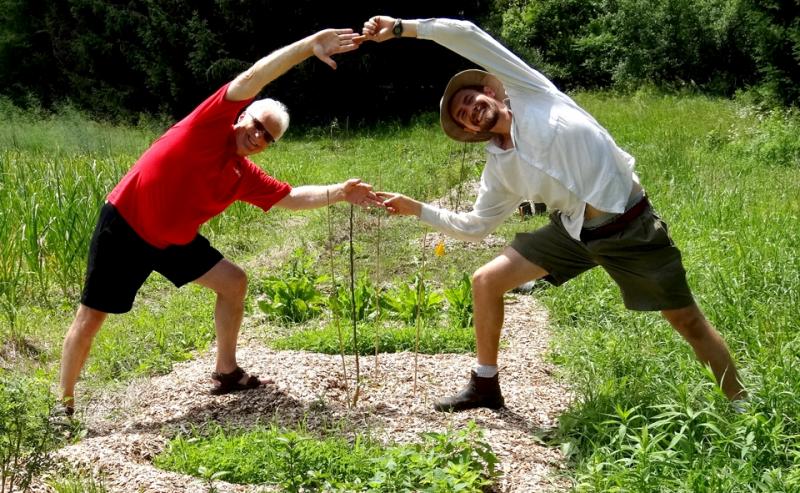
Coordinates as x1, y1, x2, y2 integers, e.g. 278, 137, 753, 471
154, 422, 498, 492
0, 373, 59, 493
257, 249, 327, 324
444, 273, 474, 329
381, 274, 444, 325
330, 276, 381, 323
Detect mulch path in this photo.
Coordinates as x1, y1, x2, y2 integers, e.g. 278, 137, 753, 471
37, 291, 573, 492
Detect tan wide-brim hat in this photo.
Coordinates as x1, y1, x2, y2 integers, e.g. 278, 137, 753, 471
439, 69, 507, 143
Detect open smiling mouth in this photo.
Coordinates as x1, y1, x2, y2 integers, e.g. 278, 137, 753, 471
472, 106, 486, 126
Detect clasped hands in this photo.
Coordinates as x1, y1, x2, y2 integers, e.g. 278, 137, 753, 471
341, 180, 417, 217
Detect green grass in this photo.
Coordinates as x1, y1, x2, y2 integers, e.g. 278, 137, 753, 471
2, 92, 800, 491
541, 91, 800, 491
272, 321, 476, 355
154, 422, 497, 492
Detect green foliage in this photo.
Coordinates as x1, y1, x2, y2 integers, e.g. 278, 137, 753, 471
0, 373, 59, 493
47, 468, 108, 493
381, 275, 444, 325
0, 1, 490, 121
154, 422, 497, 492
257, 249, 327, 324
542, 92, 800, 491
488, 0, 798, 105
272, 322, 475, 355
258, 277, 325, 324
746, 0, 800, 107
86, 285, 216, 382
444, 273, 474, 329
330, 276, 381, 323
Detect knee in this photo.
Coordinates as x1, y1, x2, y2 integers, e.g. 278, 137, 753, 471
224, 266, 248, 301
69, 306, 107, 340
471, 266, 503, 297
666, 307, 710, 341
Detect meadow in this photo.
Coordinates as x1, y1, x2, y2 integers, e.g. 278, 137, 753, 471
1, 91, 799, 491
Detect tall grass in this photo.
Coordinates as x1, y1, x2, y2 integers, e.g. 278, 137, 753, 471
2, 93, 799, 490
542, 91, 800, 491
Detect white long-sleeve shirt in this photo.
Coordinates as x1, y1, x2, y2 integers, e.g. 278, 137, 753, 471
415, 18, 639, 241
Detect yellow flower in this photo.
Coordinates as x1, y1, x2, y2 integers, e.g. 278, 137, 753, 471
434, 240, 446, 257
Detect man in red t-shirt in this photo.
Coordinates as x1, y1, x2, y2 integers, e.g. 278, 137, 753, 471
59, 27, 379, 415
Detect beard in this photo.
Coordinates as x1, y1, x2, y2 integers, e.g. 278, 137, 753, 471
474, 101, 499, 132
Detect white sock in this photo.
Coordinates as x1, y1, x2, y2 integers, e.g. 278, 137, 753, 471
475, 364, 498, 378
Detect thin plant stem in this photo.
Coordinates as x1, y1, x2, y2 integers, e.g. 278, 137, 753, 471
413, 232, 428, 395
327, 190, 350, 406
349, 203, 361, 407
456, 142, 467, 213
374, 169, 382, 375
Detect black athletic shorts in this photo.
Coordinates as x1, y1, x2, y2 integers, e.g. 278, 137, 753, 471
80, 203, 223, 314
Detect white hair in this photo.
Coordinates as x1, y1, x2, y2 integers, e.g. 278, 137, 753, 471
246, 98, 290, 141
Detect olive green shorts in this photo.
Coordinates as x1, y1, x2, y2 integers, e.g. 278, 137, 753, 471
509, 207, 695, 311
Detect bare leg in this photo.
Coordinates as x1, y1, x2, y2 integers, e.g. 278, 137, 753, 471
472, 247, 549, 365
661, 303, 746, 401
193, 259, 252, 381
434, 247, 549, 412
60, 304, 109, 407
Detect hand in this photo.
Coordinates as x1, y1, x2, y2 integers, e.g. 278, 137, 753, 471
360, 15, 397, 43
342, 179, 384, 208
375, 192, 422, 216
311, 28, 362, 69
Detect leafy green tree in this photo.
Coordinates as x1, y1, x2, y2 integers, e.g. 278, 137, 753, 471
746, 0, 800, 106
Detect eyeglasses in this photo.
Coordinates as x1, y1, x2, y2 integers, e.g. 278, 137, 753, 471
246, 111, 275, 144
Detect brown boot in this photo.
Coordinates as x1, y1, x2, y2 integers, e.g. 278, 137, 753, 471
433, 371, 505, 412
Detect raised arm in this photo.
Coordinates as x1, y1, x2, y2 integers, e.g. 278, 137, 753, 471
361, 16, 556, 95
226, 28, 361, 102
275, 179, 383, 211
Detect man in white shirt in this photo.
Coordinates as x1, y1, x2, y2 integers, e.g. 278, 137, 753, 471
361, 16, 745, 411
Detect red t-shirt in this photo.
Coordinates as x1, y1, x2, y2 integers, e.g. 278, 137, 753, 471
108, 84, 291, 248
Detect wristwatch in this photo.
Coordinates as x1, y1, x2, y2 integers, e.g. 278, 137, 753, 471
392, 19, 403, 38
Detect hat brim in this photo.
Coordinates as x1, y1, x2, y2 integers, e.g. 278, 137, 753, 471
439, 69, 506, 143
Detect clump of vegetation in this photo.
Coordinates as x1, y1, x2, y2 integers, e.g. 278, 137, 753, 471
0, 373, 60, 493
272, 322, 475, 356
329, 276, 381, 323
381, 274, 444, 325
444, 273, 474, 329
154, 422, 497, 492
257, 249, 327, 324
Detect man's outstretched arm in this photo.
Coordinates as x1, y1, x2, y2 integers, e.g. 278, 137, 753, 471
275, 179, 383, 210
226, 28, 361, 102
361, 16, 555, 94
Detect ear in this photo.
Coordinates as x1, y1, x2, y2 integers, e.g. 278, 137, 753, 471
482, 85, 496, 99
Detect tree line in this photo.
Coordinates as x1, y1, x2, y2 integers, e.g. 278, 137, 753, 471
1, 0, 797, 125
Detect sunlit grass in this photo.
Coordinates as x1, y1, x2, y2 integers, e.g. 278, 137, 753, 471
1, 92, 799, 490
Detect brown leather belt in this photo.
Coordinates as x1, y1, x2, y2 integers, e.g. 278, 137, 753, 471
580, 195, 650, 242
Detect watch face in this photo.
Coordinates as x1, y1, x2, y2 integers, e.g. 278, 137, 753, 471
393, 21, 402, 36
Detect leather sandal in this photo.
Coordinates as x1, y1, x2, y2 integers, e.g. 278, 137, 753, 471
210, 366, 263, 395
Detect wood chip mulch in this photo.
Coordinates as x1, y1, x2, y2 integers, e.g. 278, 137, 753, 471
36, 292, 573, 493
